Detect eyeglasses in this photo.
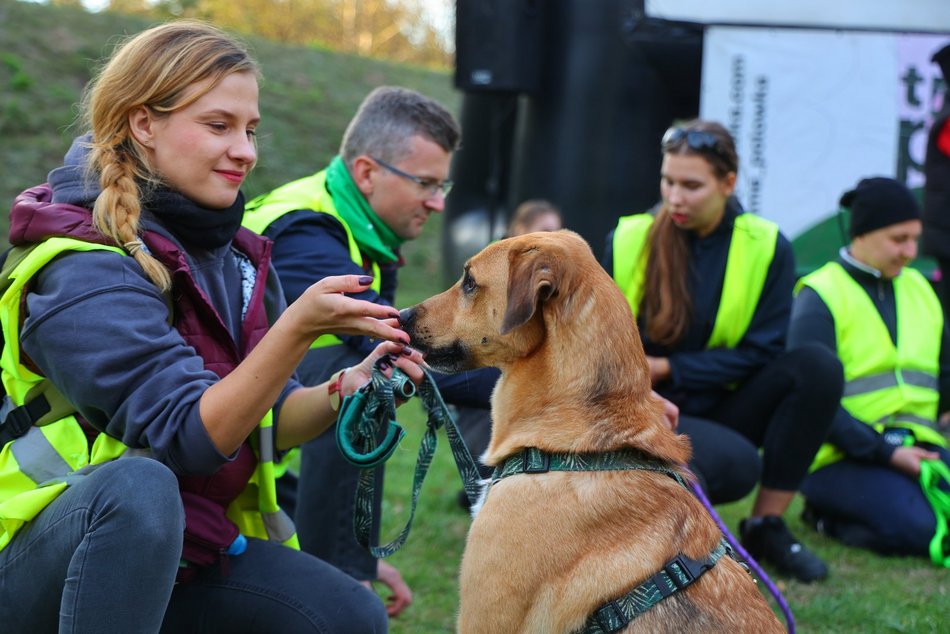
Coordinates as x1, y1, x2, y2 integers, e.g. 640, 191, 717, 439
372, 156, 454, 198
661, 127, 735, 169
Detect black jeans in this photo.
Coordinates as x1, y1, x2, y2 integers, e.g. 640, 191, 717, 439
678, 415, 761, 504
801, 445, 950, 557
679, 343, 842, 502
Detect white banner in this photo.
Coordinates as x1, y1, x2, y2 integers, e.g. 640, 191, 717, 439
647, 0, 950, 33
701, 27, 949, 240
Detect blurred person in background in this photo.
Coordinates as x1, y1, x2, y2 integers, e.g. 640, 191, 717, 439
507, 198, 563, 236
603, 119, 841, 583
791, 177, 950, 563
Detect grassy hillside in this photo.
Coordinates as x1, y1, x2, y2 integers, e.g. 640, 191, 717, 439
0, 0, 457, 250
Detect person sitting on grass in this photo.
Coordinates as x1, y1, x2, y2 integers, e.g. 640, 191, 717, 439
790, 176, 950, 562
243, 86, 499, 610
603, 119, 842, 583
0, 20, 424, 631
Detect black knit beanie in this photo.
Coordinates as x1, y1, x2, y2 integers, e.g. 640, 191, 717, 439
841, 177, 920, 239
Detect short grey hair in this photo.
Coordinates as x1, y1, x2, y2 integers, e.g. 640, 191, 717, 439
340, 86, 461, 166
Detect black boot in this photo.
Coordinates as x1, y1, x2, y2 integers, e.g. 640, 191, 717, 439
740, 515, 829, 582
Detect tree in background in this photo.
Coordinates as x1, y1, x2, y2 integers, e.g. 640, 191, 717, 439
102, 0, 453, 69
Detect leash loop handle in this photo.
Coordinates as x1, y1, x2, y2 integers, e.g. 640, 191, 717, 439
342, 364, 484, 558
336, 364, 408, 469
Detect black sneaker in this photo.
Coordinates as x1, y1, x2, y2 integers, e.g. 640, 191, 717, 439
740, 515, 829, 583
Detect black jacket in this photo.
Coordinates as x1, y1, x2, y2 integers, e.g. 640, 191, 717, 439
603, 200, 796, 415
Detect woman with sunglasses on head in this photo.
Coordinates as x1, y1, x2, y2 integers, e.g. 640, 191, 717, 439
603, 119, 842, 583
0, 21, 424, 632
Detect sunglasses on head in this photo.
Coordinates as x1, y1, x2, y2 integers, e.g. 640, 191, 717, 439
661, 127, 737, 172
661, 127, 722, 152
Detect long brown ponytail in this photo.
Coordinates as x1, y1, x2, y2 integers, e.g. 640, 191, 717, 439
642, 208, 692, 345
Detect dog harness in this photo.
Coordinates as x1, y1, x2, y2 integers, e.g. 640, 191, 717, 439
493, 447, 733, 633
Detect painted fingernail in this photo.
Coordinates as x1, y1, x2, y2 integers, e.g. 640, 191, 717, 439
358, 276, 373, 285
401, 346, 414, 356
379, 361, 391, 370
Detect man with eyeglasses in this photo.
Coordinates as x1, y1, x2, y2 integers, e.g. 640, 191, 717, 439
243, 86, 497, 616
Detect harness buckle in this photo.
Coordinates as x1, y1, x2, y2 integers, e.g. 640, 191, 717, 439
663, 554, 707, 590
521, 448, 550, 473
592, 600, 628, 634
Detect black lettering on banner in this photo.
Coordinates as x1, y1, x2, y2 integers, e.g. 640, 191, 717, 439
748, 76, 768, 215
728, 55, 745, 141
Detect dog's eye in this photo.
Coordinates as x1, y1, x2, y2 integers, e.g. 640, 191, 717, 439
462, 272, 477, 294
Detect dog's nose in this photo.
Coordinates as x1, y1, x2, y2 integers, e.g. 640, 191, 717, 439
398, 307, 416, 329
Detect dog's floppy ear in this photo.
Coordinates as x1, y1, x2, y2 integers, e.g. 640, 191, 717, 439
501, 246, 559, 334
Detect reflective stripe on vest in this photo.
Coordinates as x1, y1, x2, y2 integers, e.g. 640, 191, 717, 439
243, 169, 382, 350
0, 239, 133, 550
10, 425, 73, 484
226, 409, 299, 547
611, 212, 779, 349
843, 370, 939, 398
799, 262, 945, 470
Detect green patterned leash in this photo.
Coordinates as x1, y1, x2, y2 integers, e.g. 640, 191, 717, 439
336, 362, 483, 558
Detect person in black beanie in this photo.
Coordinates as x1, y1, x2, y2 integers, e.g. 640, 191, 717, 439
844, 176, 923, 252
787, 176, 950, 562
923, 42, 950, 318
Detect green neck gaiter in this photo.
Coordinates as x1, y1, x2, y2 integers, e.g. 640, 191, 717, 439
326, 156, 403, 264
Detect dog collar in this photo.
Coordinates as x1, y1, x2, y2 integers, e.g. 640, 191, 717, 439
492, 446, 686, 485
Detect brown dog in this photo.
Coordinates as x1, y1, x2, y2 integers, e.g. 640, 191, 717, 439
401, 230, 783, 633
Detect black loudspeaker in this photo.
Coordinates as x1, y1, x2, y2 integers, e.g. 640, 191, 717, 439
454, 0, 545, 93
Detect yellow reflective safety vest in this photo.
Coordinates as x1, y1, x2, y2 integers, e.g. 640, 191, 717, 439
0, 237, 297, 553
799, 262, 947, 471
611, 212, 779, 349
244, 169, 382, 349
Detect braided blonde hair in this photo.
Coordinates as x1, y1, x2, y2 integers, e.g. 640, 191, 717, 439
80, 20, 259, 291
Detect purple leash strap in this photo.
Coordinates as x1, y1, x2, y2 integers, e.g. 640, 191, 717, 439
688, 477, 796, 634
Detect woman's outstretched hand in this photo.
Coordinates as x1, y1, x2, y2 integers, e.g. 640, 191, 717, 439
290, 275, 409, 346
